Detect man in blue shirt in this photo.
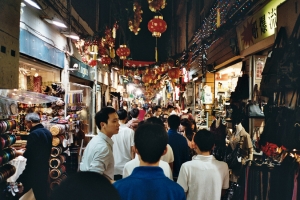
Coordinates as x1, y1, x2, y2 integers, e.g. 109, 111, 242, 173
113, 123, 186, 200
167, 115, 189, 180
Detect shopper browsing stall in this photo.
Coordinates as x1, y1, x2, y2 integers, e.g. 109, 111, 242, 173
16, 113, 52, 200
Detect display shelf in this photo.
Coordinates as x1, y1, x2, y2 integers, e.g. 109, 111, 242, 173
195, 110, 209, 130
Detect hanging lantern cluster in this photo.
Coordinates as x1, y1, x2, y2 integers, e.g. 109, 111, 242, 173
73, 22, 118, 67
148, 0, 166, 12
128, 2, 143, 35
116, 45, 131, 60
168, 67, 181, 82
148, 16, 167, 37
142, 74, 152, 86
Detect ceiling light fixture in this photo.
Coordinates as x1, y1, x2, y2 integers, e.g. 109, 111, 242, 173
61, 31, 80, 40
43, 17, 67, 28
24, 0, 41, 10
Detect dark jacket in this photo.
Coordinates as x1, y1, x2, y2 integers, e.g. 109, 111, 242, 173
17, 124, 52, 200
168, 129, 189, 178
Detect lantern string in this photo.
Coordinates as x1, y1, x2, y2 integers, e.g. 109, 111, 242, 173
155, 37, 158, 62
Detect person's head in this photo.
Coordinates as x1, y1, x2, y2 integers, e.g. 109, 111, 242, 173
50, 172, 120, 200
145, 117, 164, 127
193, 129, 215, 153
134, 123, 168, 163
167, 115, 180, 130
132, 104, 137, 109
144, 110, 153, 120
117, 109, 127, 121
180, 118, 192, 132
153, 105, 162, 115
25, 112, 40, 129
95, 107, 119, 137
161, 113, 169, 130
167, 105, 174, 112
138, 103, 142, 108
130, 108, 139, 118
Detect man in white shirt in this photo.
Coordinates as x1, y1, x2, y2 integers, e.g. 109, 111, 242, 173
177, 129, 229, 200
80, 107, 120, 180
112, 109, 135, 180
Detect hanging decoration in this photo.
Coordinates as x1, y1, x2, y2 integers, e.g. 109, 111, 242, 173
148, 16, 167, 62
148, 16, 167, 37
168, 67, 180, 82
101, 55, 111, 66
73, 22, 118, 67
128, 1, 143, 35
123, 60, 155, 67
148, 0, 167, 12
116, 45, 131, 60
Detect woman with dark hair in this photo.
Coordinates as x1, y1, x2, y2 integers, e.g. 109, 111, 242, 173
180, 118, 196, 160
190, 119, 197, 133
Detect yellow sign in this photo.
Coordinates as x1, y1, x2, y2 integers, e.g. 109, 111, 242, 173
236, 0, 286, 51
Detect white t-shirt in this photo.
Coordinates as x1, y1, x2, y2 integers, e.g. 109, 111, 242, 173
123, 156, 173, 180
112, 124, 135, 175
161, 144, 174, 163
177, 155, 229, 200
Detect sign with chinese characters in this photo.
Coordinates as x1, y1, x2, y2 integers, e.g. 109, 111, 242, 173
70, 57, 93, 81
236, 0, 285, 51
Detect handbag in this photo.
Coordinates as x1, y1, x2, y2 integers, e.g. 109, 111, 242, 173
278, 15, 300, 89
247, 84, 264, 118
260, 27, 287, 97
226, 136, 243, 170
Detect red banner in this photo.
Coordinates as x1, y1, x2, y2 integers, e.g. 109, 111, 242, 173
123, 60, 155, 67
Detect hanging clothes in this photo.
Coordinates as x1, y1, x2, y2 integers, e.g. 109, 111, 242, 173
210, 117, 227, 161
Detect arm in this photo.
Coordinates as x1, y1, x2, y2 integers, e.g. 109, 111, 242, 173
88, 146, 110, 174
131, 146, 135, 160
169, 162, 174, 172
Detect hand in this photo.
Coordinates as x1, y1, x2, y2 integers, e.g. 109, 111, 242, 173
15, 149, 25, 156
18, 183, 24, 194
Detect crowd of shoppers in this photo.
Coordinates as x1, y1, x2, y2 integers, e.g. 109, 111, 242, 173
16, 103, 229, 200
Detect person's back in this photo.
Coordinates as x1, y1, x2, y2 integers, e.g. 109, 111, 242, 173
167, 115, 189, 179
114, 123, 185, 200
122, 155, 173, 180
177, 129, 229, 200
112, 109, 134, 179
16, 113, 52, 200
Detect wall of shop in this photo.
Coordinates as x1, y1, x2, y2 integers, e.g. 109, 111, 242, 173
0, 0, 21, 89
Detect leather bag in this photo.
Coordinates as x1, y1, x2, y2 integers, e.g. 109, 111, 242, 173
260, 27, 287, 97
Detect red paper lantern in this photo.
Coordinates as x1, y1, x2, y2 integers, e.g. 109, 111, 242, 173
88, 59, 97, 67
148, 16, 167, 37
142, 74, 152, 84
116, 45, 130, 60
168, 68, 180, 80
101, 55, 111, 66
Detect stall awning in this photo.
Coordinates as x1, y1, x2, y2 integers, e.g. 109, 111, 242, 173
0, 90, 61, 104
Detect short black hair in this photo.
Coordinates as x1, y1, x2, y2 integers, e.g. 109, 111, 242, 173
50, 172, 120, 200
134, 123, 168, 163
194, 129, 215, 152
130, 108, 139, 118
167, 105, 174, 109
117, 109, 127, 120
168, 115, 180, 130
153, 105, 161, 112
145, 117, 164, 127
95, 107, 116, 130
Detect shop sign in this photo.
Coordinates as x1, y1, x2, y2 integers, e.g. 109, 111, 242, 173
236, 0, 285, 51
70, 57, 93, 81
19, 29, 64, 68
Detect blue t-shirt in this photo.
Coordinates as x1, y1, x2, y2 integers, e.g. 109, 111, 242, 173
114, 166, 186, 200
168, 129, 189, 177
